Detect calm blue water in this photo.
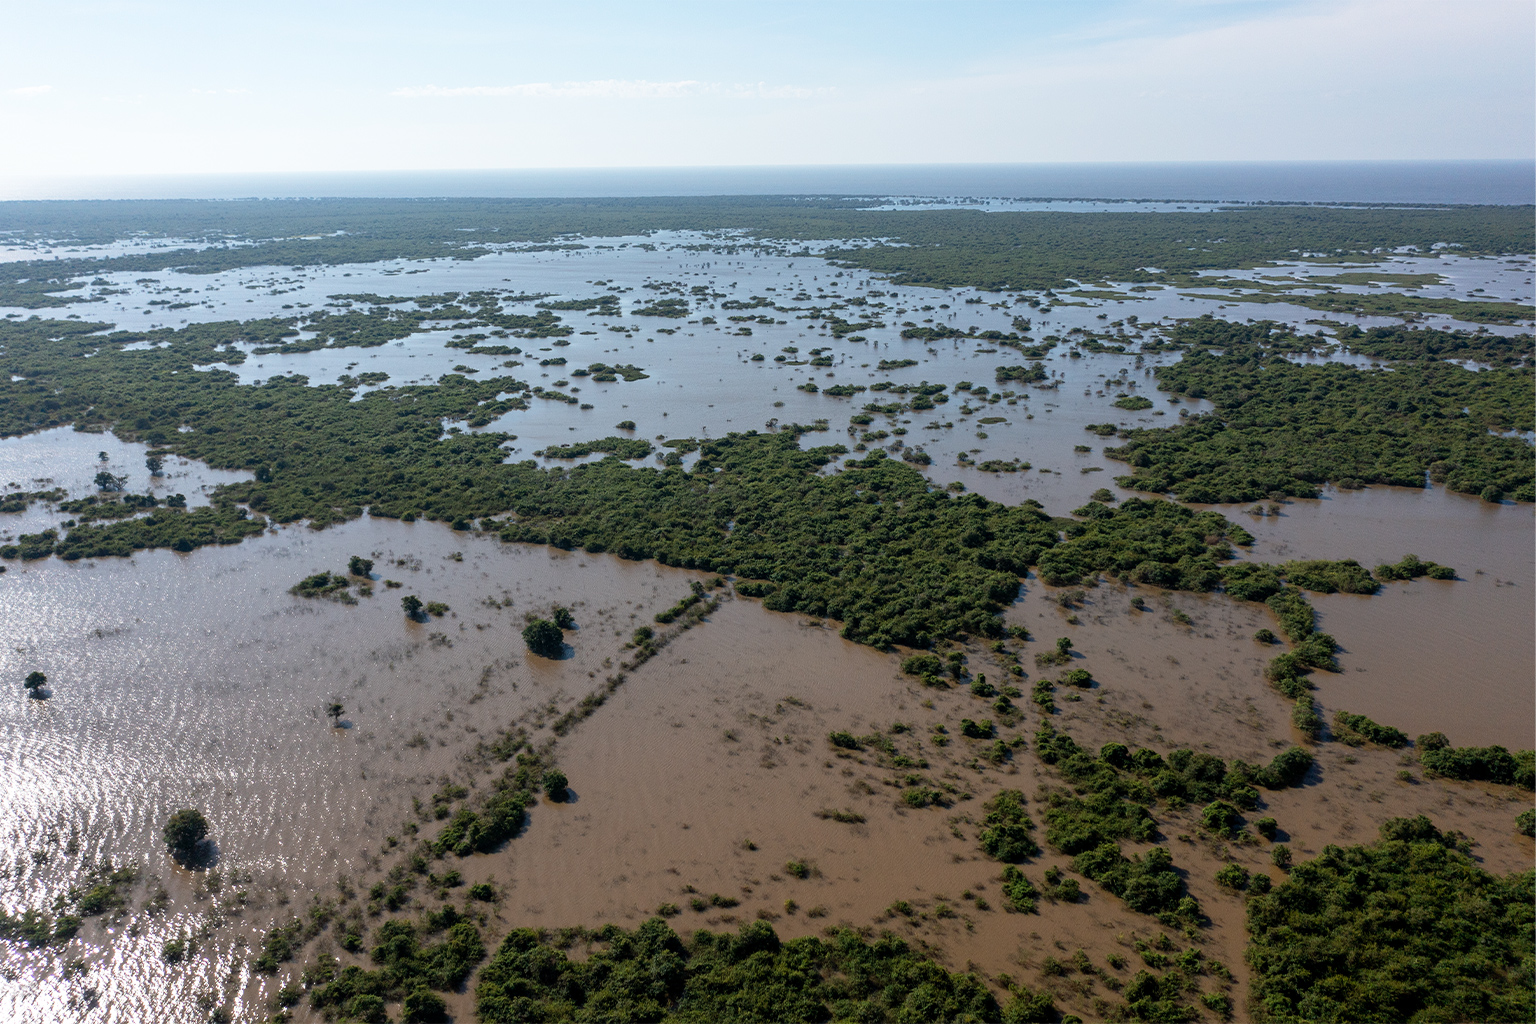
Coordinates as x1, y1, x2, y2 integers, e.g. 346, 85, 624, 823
2, 162, 1532, 205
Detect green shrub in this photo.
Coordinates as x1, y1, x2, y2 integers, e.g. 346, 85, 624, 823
1214, 863, 1250, 890
162, 809, 208, 855
1071, 843, 1196, 920
474, 917, 1002, 1022
348, 994, 388, 1023
1246, 822, 1533, 1023
522, 619, 563, 658
1201, 801, 1241, 838
1258, 747, 1313, 788
999, 866, 1039, 913
828, 731, 862, 750
979, 790, 1039, 862
1060, 669, 1092, 688
960, 718, 995, 739
1420, 745, 1535, 790
1333, 710, 1409, 748
1291, 696, 1322, 741
541, 769, 569, 801
900, 653, 944, 677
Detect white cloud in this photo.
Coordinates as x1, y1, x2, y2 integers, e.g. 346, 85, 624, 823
6, 85, 52, 97
391, 79, 827, 100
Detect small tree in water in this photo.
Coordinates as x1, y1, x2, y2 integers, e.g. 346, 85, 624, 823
543, 769, 569, 801
163, 808, 209, 857
145, 454, 164, 477
326, 703, 344, 727
24, 671, 46, 691
348, 555, 374, 577
401, 595, 423, 619
523, 619, 563, 658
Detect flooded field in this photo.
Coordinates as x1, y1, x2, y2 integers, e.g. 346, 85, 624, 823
0, 229, 1530, 1021
0, 519, 710, 1022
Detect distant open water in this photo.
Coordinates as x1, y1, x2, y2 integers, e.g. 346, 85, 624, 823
0, 161, 1531, 205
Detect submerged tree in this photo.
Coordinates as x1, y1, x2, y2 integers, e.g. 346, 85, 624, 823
326, 702, 344, 727
401, 595, 424, 619
542, 769, 569, 801
522, 619, 563, 658
163, 808, 209, 857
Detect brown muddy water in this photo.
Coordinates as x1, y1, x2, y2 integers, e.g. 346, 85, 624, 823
1233, 484, 1535, 750
473, 595, 1532, 1023
0, 519, 709, 1023
0, 499, 1529, 1021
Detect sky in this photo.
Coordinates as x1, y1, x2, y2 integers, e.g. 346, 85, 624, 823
1, 0, 1532, 179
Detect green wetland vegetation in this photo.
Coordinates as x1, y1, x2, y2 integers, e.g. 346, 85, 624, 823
1, 197, 1532, 1024
1245, 816, 1533, 1024
1103, 318, 1535, 503
1, 198, 1530, 306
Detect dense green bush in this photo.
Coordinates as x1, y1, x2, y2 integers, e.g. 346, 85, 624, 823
1072, 843, 1196, 921
1246, 818, 1534, 1023
473, 917, 1043, 1022
1332, 711, 1409, 748
1374, 553, 1456, 582
162, 809, 209, 855
522, 619, 564, 658
1201, 801, 1242, 838
1106, 335, 1534, 503
978, 790, 1039, 862
1291, 696, 1323, 742
1420, 744, 1535, 790
1214, 863, 1250, 890
542, 769, 569, 801
0, 314, 1279, 648
308, 914, 485, 1014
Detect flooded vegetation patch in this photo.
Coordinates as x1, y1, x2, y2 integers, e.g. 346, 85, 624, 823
471, 918, 1051, 1024
1106, 319, 1535, 503
1246, 817, 1534, 1024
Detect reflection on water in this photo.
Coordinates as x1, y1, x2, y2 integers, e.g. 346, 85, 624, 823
0, 518, 706, 1022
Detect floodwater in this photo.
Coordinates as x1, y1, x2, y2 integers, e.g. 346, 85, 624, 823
479, 595, 1533, 1023
0, 518, 709, 1023
0, 232, 1530, 1021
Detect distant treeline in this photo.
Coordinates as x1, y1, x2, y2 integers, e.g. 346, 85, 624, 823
1, 198, 1530, 306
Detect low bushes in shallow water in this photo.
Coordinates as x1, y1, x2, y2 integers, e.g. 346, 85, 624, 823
1420, 744, 1535, 790
0, 316, 1272, 649
473, 918, 1055, 1023
1245, 816, 1535, 1024
1104, 331, 1535, 503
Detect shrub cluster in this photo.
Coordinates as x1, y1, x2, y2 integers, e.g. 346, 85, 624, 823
473, 918, 1054, 1023
1246, 817, 1534, 1024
